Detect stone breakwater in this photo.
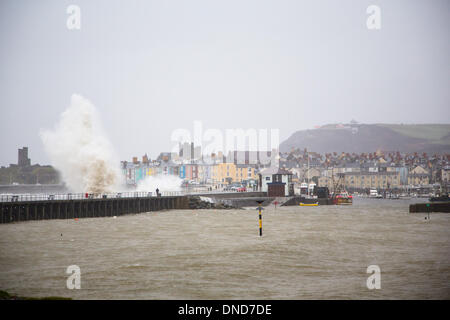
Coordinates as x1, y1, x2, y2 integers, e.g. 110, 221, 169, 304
188, 196, 236, 209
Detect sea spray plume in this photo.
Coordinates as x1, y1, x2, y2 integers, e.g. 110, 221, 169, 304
136, 175, 183, 194
40, 94, 122, 193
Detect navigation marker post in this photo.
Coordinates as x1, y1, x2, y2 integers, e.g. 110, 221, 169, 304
256, 200, 264, 237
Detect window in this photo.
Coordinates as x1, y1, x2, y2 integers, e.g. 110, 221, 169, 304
273, 174, 282, 183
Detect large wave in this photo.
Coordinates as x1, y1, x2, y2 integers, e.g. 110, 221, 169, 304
40, 94, 122, 193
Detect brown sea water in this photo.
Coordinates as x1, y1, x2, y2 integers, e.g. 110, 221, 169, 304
0, 198, 449, 299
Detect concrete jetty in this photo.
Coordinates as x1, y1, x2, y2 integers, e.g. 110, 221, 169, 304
409, 202, 450, 213
0, 191, 272, 224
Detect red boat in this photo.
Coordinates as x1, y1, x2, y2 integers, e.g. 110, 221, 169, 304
332, 192, 353, 205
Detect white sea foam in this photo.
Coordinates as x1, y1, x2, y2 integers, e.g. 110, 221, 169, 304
136, 175, 182, 193
40, 94, 122, 193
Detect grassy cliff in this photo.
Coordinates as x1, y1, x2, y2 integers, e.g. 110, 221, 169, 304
280, 123, 450, 154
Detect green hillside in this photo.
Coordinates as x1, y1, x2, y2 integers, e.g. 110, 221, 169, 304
280, 123, 450, 154
378, 124, 450, 145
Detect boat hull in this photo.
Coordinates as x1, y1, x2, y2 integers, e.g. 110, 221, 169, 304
333, 197, 353, 205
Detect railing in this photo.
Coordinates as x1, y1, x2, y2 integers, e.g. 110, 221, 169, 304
0, 188, 258, 203
0, 191, 180, 203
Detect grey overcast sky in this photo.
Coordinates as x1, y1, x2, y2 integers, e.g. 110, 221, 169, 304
0, 0, 449, 166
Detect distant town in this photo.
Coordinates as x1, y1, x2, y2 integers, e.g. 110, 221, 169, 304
122, 142, 450, 196
1, 142, 449, 197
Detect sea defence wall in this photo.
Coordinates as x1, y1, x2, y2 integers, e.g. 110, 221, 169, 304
0, 191, 274, 224
0, 196, 190, 224
194, 192, 266, 199
409, 202, 450, 213
220, 197, 274, 208
282, 196, 333, 206
192, 192, 270, 208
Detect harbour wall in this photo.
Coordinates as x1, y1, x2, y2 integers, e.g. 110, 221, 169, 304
193, 192, 266, 199
282, 197, 334, 206
409, 202, 450, 213
0, 196, 189, 224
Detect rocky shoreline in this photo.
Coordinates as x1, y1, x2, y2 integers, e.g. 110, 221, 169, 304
188, 196, 237, 210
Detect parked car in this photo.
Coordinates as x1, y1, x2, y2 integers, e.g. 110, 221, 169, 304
237, 187, 246, 192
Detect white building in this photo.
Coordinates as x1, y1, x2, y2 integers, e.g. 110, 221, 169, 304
258, 167, 293, 197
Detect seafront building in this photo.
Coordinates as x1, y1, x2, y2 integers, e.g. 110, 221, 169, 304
121, 148, 264, 188
343, 172, 401, 190
442, 166, 450, 185
258, 166, 294, 196
121, 145, 449, 194
211, 163, 258, 185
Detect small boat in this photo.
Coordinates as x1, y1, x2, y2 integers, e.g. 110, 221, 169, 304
329, 173, 353, 205
332, 192, 353, 205
299, 202, 318, 206
369, 189, 383, 199
386, 192, 400, 199
429, 193, 450, 202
